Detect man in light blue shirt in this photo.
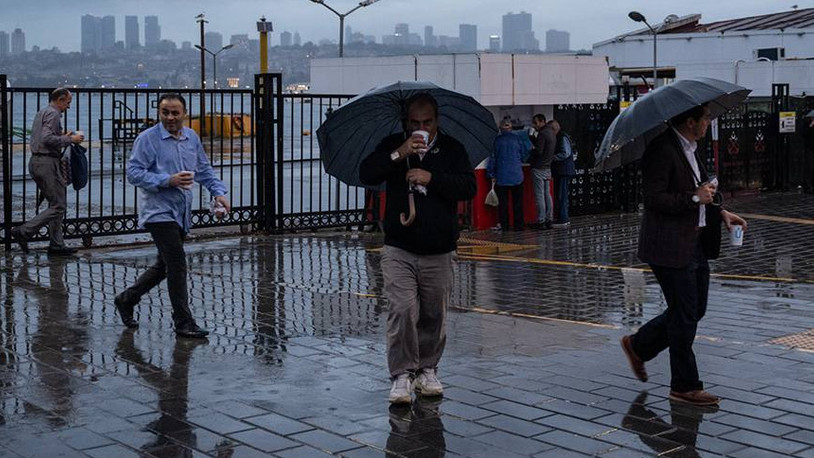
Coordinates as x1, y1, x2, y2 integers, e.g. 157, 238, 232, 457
115, 93, 230, 339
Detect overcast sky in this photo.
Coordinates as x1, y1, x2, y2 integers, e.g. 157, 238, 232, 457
0, 0, 804, 52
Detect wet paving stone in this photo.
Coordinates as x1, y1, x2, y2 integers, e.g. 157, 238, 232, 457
1, 192, 814, 456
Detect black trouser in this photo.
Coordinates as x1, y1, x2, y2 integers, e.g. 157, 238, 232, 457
495, 184, 524, 230
633, 241, 710, 392
553, 175, 570, 223
117, 222, 194, 328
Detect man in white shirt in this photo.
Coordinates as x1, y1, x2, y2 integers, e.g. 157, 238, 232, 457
621, 104, 747, 407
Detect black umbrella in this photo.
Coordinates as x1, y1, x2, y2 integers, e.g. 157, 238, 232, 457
317, 80, 497, 188
595, 77, 751, 171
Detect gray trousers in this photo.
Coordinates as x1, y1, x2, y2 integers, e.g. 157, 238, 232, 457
531, 168, 553, 223
382, 245, 455, 379
18, 155, 67, 248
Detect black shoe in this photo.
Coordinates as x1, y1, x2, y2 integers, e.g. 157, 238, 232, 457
545, 221, 553, 230
10, 228, 29, 253
47, 246, 78, 256
175, 323, 210, 339
114, 296, 139, 329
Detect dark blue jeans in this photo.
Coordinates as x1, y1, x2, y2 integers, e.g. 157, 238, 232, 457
553, 175, 570, 223
117, 222, 194, 328
633, 242, 710, 392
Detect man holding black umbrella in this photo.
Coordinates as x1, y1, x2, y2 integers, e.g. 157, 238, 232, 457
360, 93, 476, 405
620, 103, 747, 406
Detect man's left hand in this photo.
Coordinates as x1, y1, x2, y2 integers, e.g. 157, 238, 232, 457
406, 169, 432, 187
215, 195, 231, 213
721, 210, 747, 231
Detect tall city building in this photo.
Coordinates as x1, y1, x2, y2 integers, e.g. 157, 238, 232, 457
230, 34, 250, 52
502, 11, 537, 52
489, 35, 500, 52
0, 31, 9, 57
145, 16, 161, 46
459, 24, 477, 51
81, 15, 101, 53
545, 29, 570, 52
280, 31, 292, 47
205, 32, 223, 51
424, 26, 436, 48
125, 16, 140, 49
293, 32, 301, 46
11, 28, 24, 54
101, 16, 116, 50
181, 41, 192, 50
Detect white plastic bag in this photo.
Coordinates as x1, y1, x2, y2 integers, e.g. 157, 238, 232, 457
485, 183, 499, 207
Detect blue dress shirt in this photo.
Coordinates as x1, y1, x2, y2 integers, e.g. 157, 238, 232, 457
127, 123, 228, 234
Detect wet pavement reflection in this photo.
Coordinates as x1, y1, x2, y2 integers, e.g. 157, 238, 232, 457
622, 391, 718, 458
0, 192, 813, 456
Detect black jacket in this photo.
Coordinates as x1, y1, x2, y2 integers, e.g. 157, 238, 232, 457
638, 129, 721, 268
528, 126, 556, 170
360, 132, 476, 255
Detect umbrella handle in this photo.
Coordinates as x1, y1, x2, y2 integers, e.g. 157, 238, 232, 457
400, 193, 416, 226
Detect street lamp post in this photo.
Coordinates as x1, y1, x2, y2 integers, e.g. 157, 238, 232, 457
628, 11, 658, 90
309, 0, 381, 57
195, 13, 208, 129
195, 44, 234, 88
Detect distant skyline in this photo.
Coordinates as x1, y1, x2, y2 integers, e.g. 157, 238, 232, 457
0, 0, 804, 53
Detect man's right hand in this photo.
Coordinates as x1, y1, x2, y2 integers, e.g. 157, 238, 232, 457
69, 132, 84, 143
694, 183, 715, 204
169, 171, 194, 188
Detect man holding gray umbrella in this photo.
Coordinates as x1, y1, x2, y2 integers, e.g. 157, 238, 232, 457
360, 93, 476, 405
620, 103, 747, 406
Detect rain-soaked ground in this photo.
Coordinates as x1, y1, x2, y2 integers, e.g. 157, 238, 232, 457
1, 192, 814, 457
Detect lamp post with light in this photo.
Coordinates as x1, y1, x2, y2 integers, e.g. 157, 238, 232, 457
195, 44, 234, 89
308, 0, 381, 57
628, 11, 658, 89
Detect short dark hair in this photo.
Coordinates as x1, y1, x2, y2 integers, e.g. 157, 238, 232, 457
404, 92, 439, 119
158, 93, 187, 111
532, 113, 546, 124
49, 88, 71, 102
670, 104, 707, 127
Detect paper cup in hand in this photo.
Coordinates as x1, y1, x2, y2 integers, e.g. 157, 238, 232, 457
412, 130, 429, 152
180, 170, 195, 190
730, 224, 744, 247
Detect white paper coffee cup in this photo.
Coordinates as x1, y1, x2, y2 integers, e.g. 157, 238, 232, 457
730, 224, 744, 247
181, 170, 195, 190
413, 130, 429, 144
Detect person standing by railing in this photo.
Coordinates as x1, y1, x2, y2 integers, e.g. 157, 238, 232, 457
11, 88, 84, 255
114, 93, 230, 339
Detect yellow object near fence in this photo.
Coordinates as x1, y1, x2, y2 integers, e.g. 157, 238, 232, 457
188, 113, 253, 138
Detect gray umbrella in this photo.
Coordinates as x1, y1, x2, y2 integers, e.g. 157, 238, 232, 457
595, 77, 751, 171
317, 80, 497, 188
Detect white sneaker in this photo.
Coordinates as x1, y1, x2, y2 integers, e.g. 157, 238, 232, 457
389, 374, 413, 404
415, 368, 443, 397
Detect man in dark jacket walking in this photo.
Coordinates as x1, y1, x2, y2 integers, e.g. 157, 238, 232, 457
620, 104, 747, 406
528, 114, 556, 229
488, 120, 526, 231
360, 93, 476, 404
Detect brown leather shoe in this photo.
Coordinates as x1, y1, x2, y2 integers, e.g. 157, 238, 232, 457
669, 390, 720, 406
620, 335, 648, 382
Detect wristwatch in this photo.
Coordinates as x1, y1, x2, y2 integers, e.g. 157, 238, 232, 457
691, 194, 701, 204
390, 151, 400, 162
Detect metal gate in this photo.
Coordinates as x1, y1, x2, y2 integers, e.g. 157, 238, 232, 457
1, 76, 265, 249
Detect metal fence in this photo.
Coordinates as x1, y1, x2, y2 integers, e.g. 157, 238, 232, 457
277, 93, 364, 231
1, 77, 266, 249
